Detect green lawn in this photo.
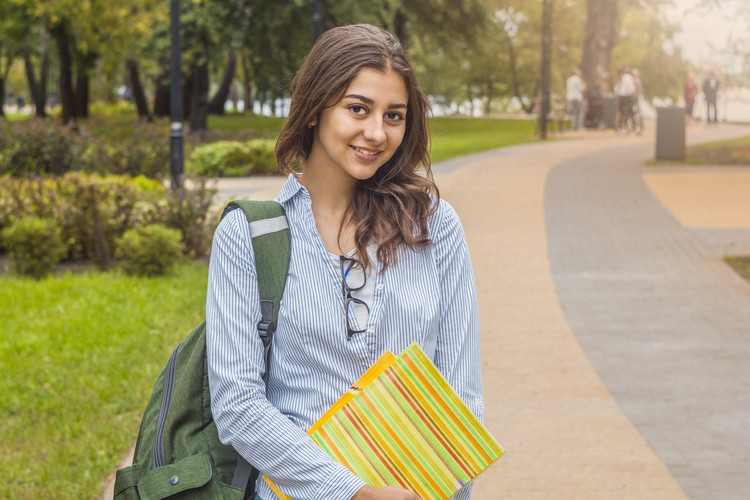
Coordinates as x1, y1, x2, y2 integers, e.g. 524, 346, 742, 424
686, 134, 750, 165
726, 256, 750, 283
0, 262, 209, 499
429, 116, 538, 163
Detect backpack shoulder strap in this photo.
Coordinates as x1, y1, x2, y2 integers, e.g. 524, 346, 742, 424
220, 200, 290, 381
221, 200, 290, 496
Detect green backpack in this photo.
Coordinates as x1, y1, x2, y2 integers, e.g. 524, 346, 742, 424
114, 200, 290, 500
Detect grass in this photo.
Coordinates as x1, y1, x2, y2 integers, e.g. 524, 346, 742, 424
650, 134, 750, 166
726, 256, 750, 283
686, 135, 750, 165
0, 261, 209, 499
429, 116, 539, 164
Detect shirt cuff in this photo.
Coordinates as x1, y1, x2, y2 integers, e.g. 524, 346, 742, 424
314, 466, 366, 500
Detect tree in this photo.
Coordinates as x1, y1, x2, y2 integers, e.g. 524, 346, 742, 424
581, 0, 618, 95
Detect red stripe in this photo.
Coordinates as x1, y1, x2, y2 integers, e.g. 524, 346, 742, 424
384, 367, 474, 477
341, 404, 410, 490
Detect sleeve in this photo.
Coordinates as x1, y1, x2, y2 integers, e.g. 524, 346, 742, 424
206, 209, 365, 500
431, 201, 484, 500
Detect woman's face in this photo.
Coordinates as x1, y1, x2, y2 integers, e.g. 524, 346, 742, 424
306, 68, 408, 186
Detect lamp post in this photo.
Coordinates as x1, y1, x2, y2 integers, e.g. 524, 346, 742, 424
313, 0, 322, 41
539, 0, 553, 139
170, 0, 184, 190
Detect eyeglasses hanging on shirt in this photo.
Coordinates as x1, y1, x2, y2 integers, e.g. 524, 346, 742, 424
339, 256, 370, 341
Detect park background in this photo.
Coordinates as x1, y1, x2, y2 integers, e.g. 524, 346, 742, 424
2, 0, 750, 499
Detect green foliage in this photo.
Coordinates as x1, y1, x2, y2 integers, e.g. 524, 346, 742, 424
165, 177, 218, 259
725, 256, 750, 283
0, 172, 216, 266
0, 118, 87, 176
0, 119, 170, 179
0, 262, 208, 499
1, 216, 67, 278
686, 135, 750, 165
187, 139, 277, 177
115, 224, 184, 276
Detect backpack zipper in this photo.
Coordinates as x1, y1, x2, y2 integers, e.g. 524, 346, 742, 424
153, 342, 182, 468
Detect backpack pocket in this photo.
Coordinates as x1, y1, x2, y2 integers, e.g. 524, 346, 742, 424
114, 454, 244, 500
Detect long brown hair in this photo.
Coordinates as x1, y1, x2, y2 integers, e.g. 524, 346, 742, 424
276, 24, 438, 271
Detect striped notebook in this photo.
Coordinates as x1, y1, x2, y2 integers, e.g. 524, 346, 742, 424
266, 343, 504, 499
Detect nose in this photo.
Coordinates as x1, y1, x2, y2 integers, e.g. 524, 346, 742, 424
363, 117, 386, 145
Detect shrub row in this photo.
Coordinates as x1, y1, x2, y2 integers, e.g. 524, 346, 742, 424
187, 139, 277, 177
0, 118, 170, 178
0, 173, 217, 277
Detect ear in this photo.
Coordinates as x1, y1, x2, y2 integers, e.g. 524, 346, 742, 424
309, 117, 318, 128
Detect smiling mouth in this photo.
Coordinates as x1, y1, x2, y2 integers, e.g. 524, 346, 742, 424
351, 145, 380, 157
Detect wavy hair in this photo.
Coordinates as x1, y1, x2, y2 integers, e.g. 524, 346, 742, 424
276, 24, 438, 272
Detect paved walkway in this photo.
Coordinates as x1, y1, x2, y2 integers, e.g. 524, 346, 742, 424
438, 122, 750, 499
103, 122, 750, 499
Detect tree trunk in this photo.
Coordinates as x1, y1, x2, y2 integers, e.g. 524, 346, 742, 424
581, 0, 617, 95
240, 50, 253, 114
127, 58, 152, 121
539, 0, 553, 139
153, 67, 170, 117
75, 70, 89, 118
51, 22, 76, 124
22, 47, 47, 117
208, 52, 237, 115
0, 76, 5, 118
189, 60, 209, 133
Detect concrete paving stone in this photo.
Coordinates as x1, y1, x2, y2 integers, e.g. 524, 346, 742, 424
544, 124, 750, 499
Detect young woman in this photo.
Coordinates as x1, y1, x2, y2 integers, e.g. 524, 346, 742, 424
206, 24, 483, 500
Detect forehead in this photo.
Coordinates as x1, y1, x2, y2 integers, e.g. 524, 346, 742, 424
343, 68, 408, 103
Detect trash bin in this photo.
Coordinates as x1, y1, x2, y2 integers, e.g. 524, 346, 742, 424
655, 106, 686, 160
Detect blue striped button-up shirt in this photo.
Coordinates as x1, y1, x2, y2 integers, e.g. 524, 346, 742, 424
206, 174, 483, 500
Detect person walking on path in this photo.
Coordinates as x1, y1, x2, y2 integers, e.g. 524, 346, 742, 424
206, 24, 482, 500
702, 70, 720, 124
683, 73, 699, 124
615, 66, 638, 134
566, 66, 586, 131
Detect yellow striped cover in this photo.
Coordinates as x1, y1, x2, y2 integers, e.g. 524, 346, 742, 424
266, 343, 503, 499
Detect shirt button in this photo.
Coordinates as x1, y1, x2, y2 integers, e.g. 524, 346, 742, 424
376, 283, 384, 291
367, 326, 375, 333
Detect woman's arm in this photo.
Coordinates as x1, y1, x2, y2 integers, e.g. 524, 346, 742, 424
206, 210, 365, 500
432, 201, 484, 500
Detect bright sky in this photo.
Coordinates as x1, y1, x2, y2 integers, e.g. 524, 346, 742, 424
664, 0, 748, 71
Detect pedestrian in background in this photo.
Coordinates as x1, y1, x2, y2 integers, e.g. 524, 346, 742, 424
614, 66, 637, 135
566, 66, 586, 132
702, 70, 720, 124
683, 73, 699, 124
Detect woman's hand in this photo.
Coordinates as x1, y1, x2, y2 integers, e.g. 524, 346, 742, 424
351, 485, 423, 500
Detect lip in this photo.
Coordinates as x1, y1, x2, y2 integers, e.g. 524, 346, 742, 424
350, 145, 382, 161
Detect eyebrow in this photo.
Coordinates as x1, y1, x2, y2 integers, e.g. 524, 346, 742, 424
343, 94, 407, 110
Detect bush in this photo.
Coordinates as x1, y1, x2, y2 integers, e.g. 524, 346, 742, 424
0, 173, 217, 265
1, 217, 67, 278
0, 118, 87, 176
166, 176, 217, 258
187, 139, 277, 177
0, 119, 170, 179
115, 224, 184, 276
0, 173, 168, 267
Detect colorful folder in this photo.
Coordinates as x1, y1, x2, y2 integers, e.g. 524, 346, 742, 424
266, 343, 504, 499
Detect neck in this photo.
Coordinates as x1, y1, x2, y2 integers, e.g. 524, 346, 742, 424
299, 160, 358, 255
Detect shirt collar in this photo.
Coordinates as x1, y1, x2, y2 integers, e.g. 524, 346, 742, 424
275, 173, 309, 204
